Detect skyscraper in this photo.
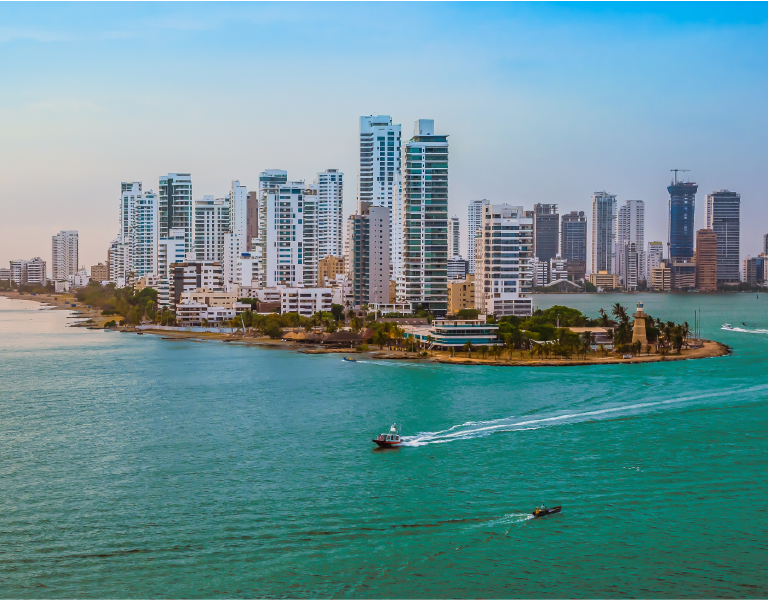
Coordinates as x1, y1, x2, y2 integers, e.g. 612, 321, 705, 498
224, 180, 248, 287
51, 230, 78, 281
467, 199, 489, 274
647, 241, 664, 275
474, 204, 533, 317
246, 190, 259, 251
358, 116, 402, 278
399, 119, 448, 316
617, 199, 645, 287
591, 191, 617, 274
448, 216, 460, 258
705, 190, 740, 283
133, 192, 158, 278
668, 175, 697, 261
302, 183, 319, 287
695, 229, 718, 292
159, 173, 193, 254
315, 169, 344, 259
560, 211, 587, 280
346, 202, 391, 307
194, 196, 230, 262
261, 181, 305, 288
533, 203, 559, 263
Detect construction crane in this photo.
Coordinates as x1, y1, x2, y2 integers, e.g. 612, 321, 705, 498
670, 169, 690, 185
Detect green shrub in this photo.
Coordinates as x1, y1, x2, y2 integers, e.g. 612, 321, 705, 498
356, 344, 369, 352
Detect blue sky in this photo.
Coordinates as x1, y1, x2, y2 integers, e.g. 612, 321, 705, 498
1, 2, 767, 269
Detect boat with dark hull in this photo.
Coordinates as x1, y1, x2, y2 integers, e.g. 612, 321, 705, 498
532, 506, 562, 518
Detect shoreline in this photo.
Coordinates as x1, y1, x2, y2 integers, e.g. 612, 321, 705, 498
0, 291, 732, 366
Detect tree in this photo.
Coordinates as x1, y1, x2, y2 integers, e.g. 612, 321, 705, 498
462, 340, 474, 357
372, 328, 388, 349
479, 345, 488, 359
351, 316, 364, 332
580, 332, 592, 359
456, 308, 480, 320
426, 334, 434, 355
331, 304, 345, 322
264, 320, 283, 339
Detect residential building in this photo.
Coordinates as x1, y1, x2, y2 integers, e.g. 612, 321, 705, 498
108, 236, 131, 287
617, 199, 645, 285
326, 273, 352, 306
568, 327, 615, 350
0, 268, 11, 281
91, 263, 109, 282
587, 270, 620, 291
533, 203, 559, 263
261, 181, 306, 288
474, 204, 534, 317
531, 257, 550, 287
316, 169, 344, 260
51, 230, 79, 281
447, 256, 468, 279
302, 183, 319, 287
764, 234, 768, 256
180, 289, 240, 308
651, 261, 672, 292
447, 274, 475, 315
448, 216, 460, 258
280, 287, 333, 317
591, 191, 617, 274
157, 228, 187, 306
550, 254, 568, 282
561, 210, 587, 280
671, 262, 697, 290
236, 249, 263, 289
668, 176, 698, 261
224, 180, 248, 289
133, 192, 158, 278
706, 190, 741, 283
742, 256, 764, 284
69, 267, 89, 288
169, 261, 223, 309
194, 196, 230, 262
695, 229, 718, 292
246, 190, 259, 251
647, 241, 664, 275
399, 119, 449, 316
346, 202, 391, 307
10, 258, 47, 286
159, 173, 193, 254
358, 115, 402, 279
467, 199, 490, 274
318, 255, 345, 287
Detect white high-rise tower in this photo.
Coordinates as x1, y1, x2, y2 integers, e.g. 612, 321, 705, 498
591, 191, 617, 275
617, 199, 645, 288
159, 173, 193, 255
448, 216, 460, 258
51, 230, 79, 281
467, 199, 489, 274
316, 169, 344, 259
358, 115, 401, 280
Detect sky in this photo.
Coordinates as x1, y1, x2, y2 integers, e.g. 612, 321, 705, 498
1, 1, 767, 272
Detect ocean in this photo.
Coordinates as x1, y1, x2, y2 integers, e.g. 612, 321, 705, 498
1, 293, 766, 598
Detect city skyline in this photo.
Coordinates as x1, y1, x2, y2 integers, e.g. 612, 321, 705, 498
2, 3, 768, 269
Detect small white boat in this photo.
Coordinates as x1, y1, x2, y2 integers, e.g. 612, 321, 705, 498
372, 424, 402, 448
722, 323, 734, 330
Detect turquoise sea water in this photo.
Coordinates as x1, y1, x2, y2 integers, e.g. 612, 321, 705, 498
1, 293, 767, 598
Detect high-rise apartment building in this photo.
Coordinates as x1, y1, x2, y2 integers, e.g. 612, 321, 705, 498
51, 230, 79, 281
246, 190, 259, 251
617, 199, 645, 288
10, 258, 47, 286
358, 116, 402, 279
533, 204, 559, 263
705, 190, 740, 283
647, 241, 664, 275
159, 173, 193, 254
133, 192, 158, 279
398, 119, 449, 316
474, 204, 533, 317
695, 229, 718, 292
302, 184, 319, 287
346, 202, 391, 307
764, 234, 768, 255
591, 191, 617, 274
223, 180, 248, 288
261, 181, 306, 288
668, 176, 697, 261
561, 211, 587, 280
194, 196, 230, 262
467, 199, 490, 274
315, 169, 344, 259
448, 216, 460, 258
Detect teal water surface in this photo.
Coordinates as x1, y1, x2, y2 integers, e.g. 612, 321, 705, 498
1, 294, 767, 598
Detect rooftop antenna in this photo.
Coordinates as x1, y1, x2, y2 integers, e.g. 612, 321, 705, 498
670, 169, 691, 185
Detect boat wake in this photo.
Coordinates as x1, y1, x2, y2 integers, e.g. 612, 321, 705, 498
400, 383, 768, 447
722, 326, 768, 334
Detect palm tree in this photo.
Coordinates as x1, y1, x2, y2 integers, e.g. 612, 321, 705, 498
580, 332, 592, 359
598, 343, 606, 358
462, 340, 474, 357
426, 334, 434, 355
480, 345, 488, 359
372, 328, 388, 349
598, 308, 610, 327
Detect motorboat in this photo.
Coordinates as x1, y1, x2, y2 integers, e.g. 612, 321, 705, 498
532, 506, 562, 518
343, 357, 357, 362
372, 424, 402, 448
722, 323, 733, 330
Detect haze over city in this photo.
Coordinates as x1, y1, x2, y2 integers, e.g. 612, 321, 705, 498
2, 2, 767, 269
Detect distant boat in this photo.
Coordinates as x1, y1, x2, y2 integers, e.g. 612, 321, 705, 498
722, 324, 733, 330
343, 357, 357, 362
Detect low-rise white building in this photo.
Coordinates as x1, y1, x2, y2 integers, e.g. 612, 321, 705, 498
69, 268, 90, 288
280, 287, 333, 317
236, 249, 263, 289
